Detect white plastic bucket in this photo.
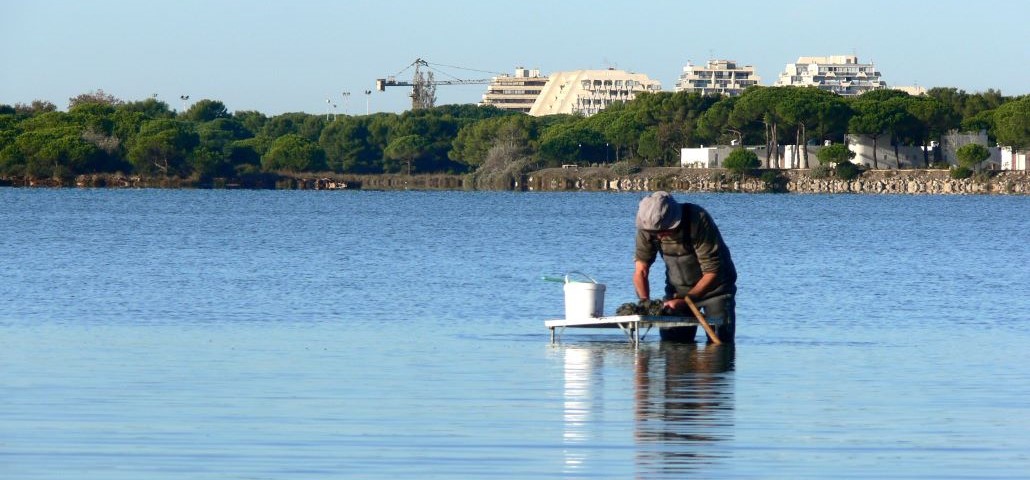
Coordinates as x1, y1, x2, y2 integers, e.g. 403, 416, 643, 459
563, 271, 606, 319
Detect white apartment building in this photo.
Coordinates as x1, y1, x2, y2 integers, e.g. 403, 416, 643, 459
775, 55, 886, 96
479, 67, 549, 113
894, 85, 927, 96
528, 68, 662, 117
674, 59, 762, 96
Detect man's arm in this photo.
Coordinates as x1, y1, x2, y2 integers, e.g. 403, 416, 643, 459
633, 229, 658, 301
633, 260, 651, 300
686, 272, 717, 300
691, 208, 723, 275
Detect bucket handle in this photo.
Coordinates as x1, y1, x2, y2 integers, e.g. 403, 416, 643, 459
565, 271, 597, 284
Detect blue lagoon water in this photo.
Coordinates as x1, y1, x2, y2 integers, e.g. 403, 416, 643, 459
1, 189, 1028, 478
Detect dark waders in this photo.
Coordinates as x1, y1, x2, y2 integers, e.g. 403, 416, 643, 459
659, 294, 735, 343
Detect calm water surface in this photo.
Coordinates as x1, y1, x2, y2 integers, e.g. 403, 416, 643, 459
1, 189, 1028, 479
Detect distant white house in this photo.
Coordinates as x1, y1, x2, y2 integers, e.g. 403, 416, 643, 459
680, 145, 734, 168
999, 146, 1029, 171
680, 144, 809, 169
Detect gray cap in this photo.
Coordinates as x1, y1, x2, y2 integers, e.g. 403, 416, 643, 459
636, 191, 682, 231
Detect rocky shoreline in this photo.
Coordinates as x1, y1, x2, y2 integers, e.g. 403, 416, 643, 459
525, 167, 1030, 195
2, 168, 1027, 195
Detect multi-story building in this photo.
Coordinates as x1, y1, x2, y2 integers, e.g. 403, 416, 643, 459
775, 55, 886, 96
528, 68, 662, 117
479, 67, 549, 113
893, 85, 927, 96
674, 59, 761, 96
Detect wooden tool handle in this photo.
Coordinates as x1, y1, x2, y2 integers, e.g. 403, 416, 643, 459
684, 297, 722, 345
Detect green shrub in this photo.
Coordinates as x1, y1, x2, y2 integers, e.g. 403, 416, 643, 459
809, 164, 833, 179
835, 161, 862, 180
972, 171, 994, 183
609, 160, 641, 176
956, 143, 990, 171
950, 166, 973, 179
761, 170, 788, 193
235, 163, 261, 175
723, 148, 760, 177
817, 143, 855, 165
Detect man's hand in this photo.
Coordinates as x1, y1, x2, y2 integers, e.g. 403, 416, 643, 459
661, 297, 686, 314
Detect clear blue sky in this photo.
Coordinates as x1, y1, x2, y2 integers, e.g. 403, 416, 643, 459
3, 0, 1027, 115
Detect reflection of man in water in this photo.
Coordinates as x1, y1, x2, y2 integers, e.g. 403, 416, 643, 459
634, 343, 735, 474
634, 191, 737, 342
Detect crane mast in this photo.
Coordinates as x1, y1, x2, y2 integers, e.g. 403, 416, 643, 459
411, 60, 436, 110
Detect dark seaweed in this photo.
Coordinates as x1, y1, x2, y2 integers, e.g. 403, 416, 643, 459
614, 299, 670, 316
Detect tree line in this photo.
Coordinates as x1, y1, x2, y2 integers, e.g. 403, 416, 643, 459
1, 86, 1026, 182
